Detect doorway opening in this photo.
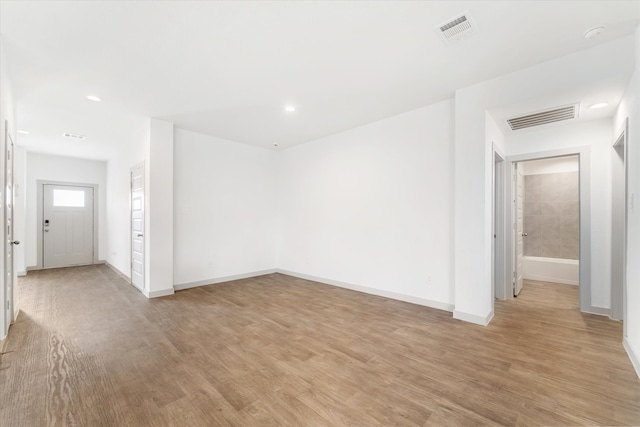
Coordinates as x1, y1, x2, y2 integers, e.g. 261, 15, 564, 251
503, 147, 591, 313
516, 155, 580, 302
37, 181, 98, 269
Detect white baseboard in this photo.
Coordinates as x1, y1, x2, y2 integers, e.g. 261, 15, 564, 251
174, 269, 278, 291
623, 337, 640, 380
453, 309, 494, 326
104, 262, 131, 283
523, 273, 578, 286
17, 271, 26, 277
276, 269, 454, 313
144, 288, 175, 298
583, 305, 611, 317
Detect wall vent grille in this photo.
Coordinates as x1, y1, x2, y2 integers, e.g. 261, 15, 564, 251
507, 104, 579, 131
435, 12, 477, 45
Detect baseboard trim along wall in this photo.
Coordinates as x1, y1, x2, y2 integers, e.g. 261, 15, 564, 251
144, 288, 175, 298
623, 337, 640, 379
583, 305, 611, 317
277, 269, 454, 313
105, 261, 131, 283
173, 269, 278, 291
453, 309, 494, 326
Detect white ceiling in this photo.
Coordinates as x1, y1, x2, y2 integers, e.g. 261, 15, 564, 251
1, 1, 639, 160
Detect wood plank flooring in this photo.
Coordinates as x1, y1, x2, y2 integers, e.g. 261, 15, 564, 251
1, 266, 639, 426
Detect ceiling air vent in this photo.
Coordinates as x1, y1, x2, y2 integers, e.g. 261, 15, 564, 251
435, 12, 477, 45
63, 132, 85, 140
507, 104, 580, 131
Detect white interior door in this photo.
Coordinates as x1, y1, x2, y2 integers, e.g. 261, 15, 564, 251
43, 184, 94, 268
4, 129, 17, 330
130, 164, 145, 290
514, 163, 524, 296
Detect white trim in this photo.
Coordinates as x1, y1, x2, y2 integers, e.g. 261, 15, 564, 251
143, 288, 175, 298
505, 147, 591, 312
453, 309, 494, 326
174, 269, 278, 291
523, 273, 578, 286
105, 261, 131, 283
36, 180, 100, 269
582, 306, 611, 317
623, 337, 640, 379
277, 269, 454, 313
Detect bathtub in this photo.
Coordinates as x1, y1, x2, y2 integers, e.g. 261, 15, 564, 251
522, 256, 579, 286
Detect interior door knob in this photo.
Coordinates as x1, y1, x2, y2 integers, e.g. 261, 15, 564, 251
522, 232, 528, 237
10, 240, 20, 245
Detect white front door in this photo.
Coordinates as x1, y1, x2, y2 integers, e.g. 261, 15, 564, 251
43, 184, 94, 268
514, 163, 524, 296
4, 128, 17, 331
130, 163, 145, 290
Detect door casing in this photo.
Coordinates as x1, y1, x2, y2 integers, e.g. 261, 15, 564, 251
504, 146, 591, 312
36, 180, 99, 269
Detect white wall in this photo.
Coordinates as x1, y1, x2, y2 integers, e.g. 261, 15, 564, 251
521, 156, 579, 175
277, 99, 455, 310
0, 37, 17, 340
14, 146, 26, 275
105, 120, 149, 279
506, 119, 613, 309
147, 119, 174, 295
454, 36, 634, 325
615, 26, 640, 377
173, 128, 277, 288
24, 153, 107, 269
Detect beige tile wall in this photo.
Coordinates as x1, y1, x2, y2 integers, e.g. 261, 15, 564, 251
523, 171, 579, 260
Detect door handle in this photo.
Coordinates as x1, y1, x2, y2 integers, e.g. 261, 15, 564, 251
10, 240, 20, 245
522, 232, 528, 237
137, 234, 143, 238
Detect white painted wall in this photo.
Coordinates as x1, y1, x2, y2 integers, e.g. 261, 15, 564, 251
615, 26, 640, 377
521, 156, 579, 175
506, 119, 613, 309
24, 153, 107, 269
147, 119, 174, 296
0, 37, 17, 340
173, 128, 277, 287
277, 100, 455, 310
454, 36, 633, 324
105, 120, 149, 280
14, 146, 26, 275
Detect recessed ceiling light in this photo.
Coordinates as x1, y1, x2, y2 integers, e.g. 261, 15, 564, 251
86, 95, 102, 102
284, 105, 296, 112
17, 130, 29, 135
589, 102, 608, 109
584, 26, 605, 40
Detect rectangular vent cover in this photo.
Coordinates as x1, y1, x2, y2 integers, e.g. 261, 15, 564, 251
435, 12, 477, 45
507, 104, 579, 131
63, 133, 85, 140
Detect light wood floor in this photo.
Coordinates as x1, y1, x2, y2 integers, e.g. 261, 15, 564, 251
1, 266, 639, 426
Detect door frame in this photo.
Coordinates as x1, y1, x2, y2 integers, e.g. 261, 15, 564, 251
611, 118, 628, 325
504, 146, 591, 312
36, 180, 99, 269
130, 162, 145, 291
493, 145, 507, 300
3, 122, 16, 337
